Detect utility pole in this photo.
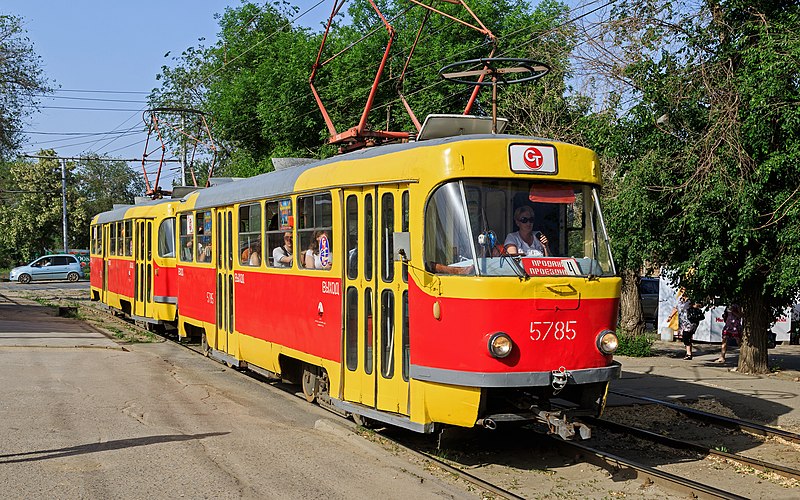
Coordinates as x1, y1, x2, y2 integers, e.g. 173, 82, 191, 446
61, 159, 68, 252
180, 115, 187, 187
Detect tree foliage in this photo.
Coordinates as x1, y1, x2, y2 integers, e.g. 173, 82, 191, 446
584, 0, 800, 373
0, 152, 80, 264
152, 1, 571, 176
0, 14, 50, 159
0, 152, 142, 267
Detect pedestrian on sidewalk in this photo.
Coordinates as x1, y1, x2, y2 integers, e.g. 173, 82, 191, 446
679, 296, 703, 360
715, 304, 742, 363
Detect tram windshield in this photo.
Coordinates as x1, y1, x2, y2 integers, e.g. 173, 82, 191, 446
424, 180, 615, 277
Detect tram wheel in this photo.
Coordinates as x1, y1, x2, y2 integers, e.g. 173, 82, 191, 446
67, 272, 80, 282
301, 367, 318, 403
352, 413, 375, 429
201, 333, 210, 357
18, 273, 31, 284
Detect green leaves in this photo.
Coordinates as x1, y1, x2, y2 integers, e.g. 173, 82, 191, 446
0, 15, 51, 159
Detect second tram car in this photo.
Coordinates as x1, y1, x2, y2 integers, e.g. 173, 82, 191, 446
90, 198, 179, 327
91, 126, 621, 437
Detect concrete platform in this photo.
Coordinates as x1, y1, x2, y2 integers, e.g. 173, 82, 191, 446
0, 294, 121, 350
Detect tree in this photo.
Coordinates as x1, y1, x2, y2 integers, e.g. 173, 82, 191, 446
72, 155, 146, 246
582, 0, 800, 373
0, 151, 81, 264
0, 14, 51, 159
152, 2, 323, 176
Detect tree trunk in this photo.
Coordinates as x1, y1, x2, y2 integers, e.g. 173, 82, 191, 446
619, 269, 645, 336
739, 286, 770, 374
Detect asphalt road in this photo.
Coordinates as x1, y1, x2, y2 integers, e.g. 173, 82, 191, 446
0, 288, 472, 499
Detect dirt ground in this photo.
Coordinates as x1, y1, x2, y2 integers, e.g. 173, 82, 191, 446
3, 282, 798, 499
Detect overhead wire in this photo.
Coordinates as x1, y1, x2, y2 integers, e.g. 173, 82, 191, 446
234, 0, 616, 150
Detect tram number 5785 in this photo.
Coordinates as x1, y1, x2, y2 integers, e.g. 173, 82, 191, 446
530, 321, 577, 341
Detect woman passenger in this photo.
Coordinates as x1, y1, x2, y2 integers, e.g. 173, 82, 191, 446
304, 230, 332, 270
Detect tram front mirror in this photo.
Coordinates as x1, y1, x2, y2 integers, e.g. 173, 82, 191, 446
393, 232, 411, 262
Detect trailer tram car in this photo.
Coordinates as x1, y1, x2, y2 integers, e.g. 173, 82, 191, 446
92, 122, 621, 437
90, 198, 179, 329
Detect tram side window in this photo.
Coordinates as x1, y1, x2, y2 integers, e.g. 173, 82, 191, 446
381, 193, 394, 282
196, 210, 212, 263
297, 193, 333, 271
123, 220, 133, 256
266, 199, 293, 268
380, 289, 395, 379
239, 203, 262, 267
91, 226, 98, 255
402, 191, 409, 283
109, 223, 116, 256
116, 222, 124, 256
158, 218, 175, 258
346, 195, 358, 279
364, 193, 373, 280
424, 183, 475, 276
345, 287, 358, 371
179, 214, 193, 262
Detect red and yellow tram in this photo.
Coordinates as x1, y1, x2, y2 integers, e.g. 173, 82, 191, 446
91, 122, 621, 437
90, 198, 179, 327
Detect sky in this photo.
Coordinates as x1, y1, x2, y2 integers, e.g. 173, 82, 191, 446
6, 1, 332, 187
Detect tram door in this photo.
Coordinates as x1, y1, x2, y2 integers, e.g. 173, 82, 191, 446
133, 220, 152, 318
342, 185, 410, 416
375, 185, 410, 415
101, 224, 109, 304
215, 207, 235, 355
342, 188, 377, 406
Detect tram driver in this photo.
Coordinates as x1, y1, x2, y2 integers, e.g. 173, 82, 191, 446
504, 206, 550, 257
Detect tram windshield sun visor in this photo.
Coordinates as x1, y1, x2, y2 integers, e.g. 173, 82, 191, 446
424, 180, 615, 277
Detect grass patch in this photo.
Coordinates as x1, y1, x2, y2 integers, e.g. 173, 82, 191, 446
615, 331, 654, 357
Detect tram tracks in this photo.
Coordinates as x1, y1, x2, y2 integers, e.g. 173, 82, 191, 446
43, 298, 800, 499
609, 390, 800, 444
543, 434, 749, 500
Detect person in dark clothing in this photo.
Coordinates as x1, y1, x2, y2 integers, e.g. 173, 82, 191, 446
679, 296, 703, 360
715, 304, 742, 363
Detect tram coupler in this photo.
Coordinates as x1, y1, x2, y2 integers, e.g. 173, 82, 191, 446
536, 410, 591, 440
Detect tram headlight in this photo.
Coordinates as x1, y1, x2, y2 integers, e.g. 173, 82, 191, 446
596, 330, 619, 355
488, 332, 513, 358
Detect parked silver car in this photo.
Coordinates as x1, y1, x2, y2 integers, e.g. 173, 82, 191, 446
9, 254, 85, 283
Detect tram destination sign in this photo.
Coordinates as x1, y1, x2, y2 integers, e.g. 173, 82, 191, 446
522, 257, 580, 276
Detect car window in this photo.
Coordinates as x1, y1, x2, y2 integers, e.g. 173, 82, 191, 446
640, 279, 659, 295
53, 256, 68, 266
65, 256, 77, 264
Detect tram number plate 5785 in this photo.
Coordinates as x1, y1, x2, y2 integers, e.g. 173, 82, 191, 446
529, 321, 577, 341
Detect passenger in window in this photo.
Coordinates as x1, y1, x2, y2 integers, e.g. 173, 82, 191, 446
304, 230, 332, 270
249, 242, 261, 266
504, 206, 550, 257
273, 232, 293, 268
199, 244, 212, 262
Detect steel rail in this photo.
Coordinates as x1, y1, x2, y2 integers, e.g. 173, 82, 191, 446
379, 434, 526, 500
584, 416, 800, 481
609, 390, 800, 444
545, 435, 748, 500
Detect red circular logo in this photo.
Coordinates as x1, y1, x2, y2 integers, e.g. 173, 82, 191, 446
523, 147, 544, 170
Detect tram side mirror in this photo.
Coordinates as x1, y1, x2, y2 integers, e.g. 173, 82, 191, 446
393, 232, 411, 262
